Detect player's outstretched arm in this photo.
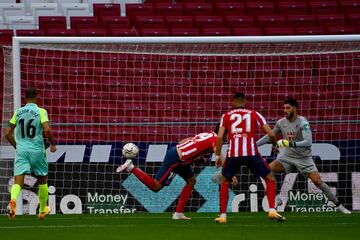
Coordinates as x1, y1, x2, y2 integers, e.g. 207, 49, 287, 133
262, 124, 277, 147
5, 125, 16, 149
257, 121, 282, 147
42, 122, 56, 152
256, 134, 270, 147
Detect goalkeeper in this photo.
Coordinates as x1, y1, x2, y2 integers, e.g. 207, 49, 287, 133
256, 98, 350, 214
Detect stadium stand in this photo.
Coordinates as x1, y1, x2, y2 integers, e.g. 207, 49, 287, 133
0, 0, 360, 142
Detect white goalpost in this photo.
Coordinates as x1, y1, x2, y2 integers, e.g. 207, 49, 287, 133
1, 35, 360, 215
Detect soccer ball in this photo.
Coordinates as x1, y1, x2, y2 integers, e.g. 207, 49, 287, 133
122, 143, 139, 159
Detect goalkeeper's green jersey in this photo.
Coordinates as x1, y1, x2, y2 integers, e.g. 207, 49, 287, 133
9, 103, 49, 152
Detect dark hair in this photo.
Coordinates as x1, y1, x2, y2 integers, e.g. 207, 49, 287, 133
284, 98, 298, 108
234, 92, 245, 100
25, 87, 37, 99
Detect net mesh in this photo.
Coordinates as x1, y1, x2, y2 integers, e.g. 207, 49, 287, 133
1, 41, 360, 214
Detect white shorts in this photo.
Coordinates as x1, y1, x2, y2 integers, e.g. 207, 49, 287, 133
277, 154, 318, 174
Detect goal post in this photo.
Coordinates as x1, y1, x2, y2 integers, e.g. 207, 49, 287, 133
1, 35, 360, 215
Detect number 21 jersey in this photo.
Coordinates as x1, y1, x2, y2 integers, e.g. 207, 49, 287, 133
220, 108, 267, 157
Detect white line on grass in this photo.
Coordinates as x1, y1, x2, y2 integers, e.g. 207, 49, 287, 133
0, 222, 359, 230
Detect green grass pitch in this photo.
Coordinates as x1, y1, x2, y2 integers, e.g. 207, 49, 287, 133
0, 212, 359, 240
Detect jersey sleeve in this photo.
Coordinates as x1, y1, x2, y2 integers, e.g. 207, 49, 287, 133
255, 111, 267, 127
8, 111, 17, 126
300, 118, 311, 133
297, 118, 312, 147
273, 119, 282, 135
39, 108, 49, 124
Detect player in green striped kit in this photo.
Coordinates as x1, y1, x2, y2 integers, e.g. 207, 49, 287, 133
5, 87, 57, 220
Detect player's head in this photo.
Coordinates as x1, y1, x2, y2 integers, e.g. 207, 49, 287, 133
25, 87, 37, 103
232, 92, 247, 108
283, 98, 298, 120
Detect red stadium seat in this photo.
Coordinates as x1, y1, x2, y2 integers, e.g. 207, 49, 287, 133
184, 3, 213, 16
154, 3, 184, 16
46, 29, 76, 36
39, 16, 66, 33
214, 3, 245, 16
246, 2, 275, 15
77, 28, 107, 36
145, 0, 173, 3
347, 13, 360, 25
0, 30, 13, 45
257, 15, 287, 27
263, 27, 295, 36
108, 28, 138, 36
278, 2, 308, 14
100, 16, 129, 30
316, 14, 346, 26
232, 27, 262, 36
286, 14, 316, 27
177, 0, 208, 3
139, 28, 169, 36
93, 4, 121, 21
200, 27, 231, 36
16, 29, 44, 36
136, 16, 165, 28
325, 26, 357, 34
165, 16, 194, 28
194, 16, 223, 28
339, 1, 360, 14
294, 26, 325, 35
126, 4, 154, 24
225, 15, 255, 27
70, 16, 98, 31
309, 1, 339, 14
170, 28, 199, 36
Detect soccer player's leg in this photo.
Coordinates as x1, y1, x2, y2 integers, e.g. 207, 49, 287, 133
300, 158, 351, 214
215, 157, 239, 224
269, 159, 287, 173
8, 152, 30, 220
247, 156, 286, 221
31, 150, 51, 219
36, 176, 50, 219
117, 146, 180, 192
172, 165, 195, 220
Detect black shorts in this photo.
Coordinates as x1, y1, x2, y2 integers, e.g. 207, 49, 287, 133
155, 146, 194, 186
222, 156, 271, 180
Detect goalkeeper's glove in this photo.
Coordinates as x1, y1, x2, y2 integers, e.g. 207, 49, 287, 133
277, 139, 296, 148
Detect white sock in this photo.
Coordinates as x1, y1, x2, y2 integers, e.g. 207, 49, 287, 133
269, 208, 275, 211
220, 213, 227, 218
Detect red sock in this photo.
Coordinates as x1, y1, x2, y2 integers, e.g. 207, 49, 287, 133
131, 167, 159, 191
176, 185, 193, 213
265, 177, 276, 209
220, 182, 229, 214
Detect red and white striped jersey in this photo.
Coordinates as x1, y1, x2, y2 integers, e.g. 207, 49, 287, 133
177, 131, 217, 162
220, 108, 267, 157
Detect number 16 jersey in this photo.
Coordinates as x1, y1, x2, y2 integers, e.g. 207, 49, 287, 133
220, 108, 267, 157
9, 103, 49, 152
